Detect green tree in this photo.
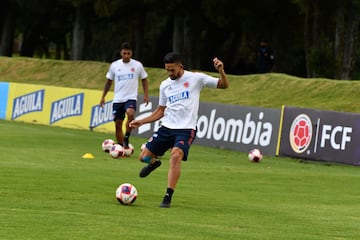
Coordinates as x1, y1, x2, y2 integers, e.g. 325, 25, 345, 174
292, 0, 360, 79
0, 0, 17, 56
2, 0, 360, 79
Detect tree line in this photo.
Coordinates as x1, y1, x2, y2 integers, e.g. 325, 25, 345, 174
1, 0, 360, 79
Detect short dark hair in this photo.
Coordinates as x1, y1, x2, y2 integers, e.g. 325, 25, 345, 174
121, 42, 132, 50
163, 52, 182, 64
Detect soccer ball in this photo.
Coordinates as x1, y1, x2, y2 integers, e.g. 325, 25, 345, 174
123, 143, 134, 157
248, 148, 263, 163
102, 139, 115, 152
109, 144, 125, 158
116, 183, 138, 205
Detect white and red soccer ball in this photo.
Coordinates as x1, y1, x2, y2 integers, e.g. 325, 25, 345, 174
104, 140, 134, 158
123, 143, 135, 157
102, 139, 115, 152
116, 183, 138, 205
248, 148, 263, 163
109, 144, 125, 158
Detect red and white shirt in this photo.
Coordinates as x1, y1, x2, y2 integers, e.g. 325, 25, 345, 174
106, 59, 148, 103
159, 70, 219, 129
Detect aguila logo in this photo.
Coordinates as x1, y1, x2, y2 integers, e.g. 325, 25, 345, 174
289, 114, 312, 153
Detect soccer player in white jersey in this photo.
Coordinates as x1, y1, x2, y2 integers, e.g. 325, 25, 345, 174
100, 42, 149, 149
129, 52, 229, 207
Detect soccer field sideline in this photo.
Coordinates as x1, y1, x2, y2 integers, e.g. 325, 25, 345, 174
1, 119, 359, 240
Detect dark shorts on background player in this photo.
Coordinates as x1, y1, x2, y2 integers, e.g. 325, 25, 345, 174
112, 100, 137, 121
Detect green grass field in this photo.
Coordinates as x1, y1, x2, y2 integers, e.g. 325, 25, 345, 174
1, 57, 360, 239
1, 119, 359, 240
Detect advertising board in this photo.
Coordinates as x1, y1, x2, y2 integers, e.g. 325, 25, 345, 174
132, 97, 281, 155
278, 106, 360, 165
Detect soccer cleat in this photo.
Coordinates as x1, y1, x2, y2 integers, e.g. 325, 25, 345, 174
159, 194, 171, 208
139, 160, 161, 178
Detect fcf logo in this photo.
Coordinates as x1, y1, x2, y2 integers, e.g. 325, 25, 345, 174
289, 114, 312, 153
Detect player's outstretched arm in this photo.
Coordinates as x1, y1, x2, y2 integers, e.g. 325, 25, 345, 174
213, 57, 229, 89
129, 105, 166, 128
141, 78, 149, 105
100, 79, 112, 107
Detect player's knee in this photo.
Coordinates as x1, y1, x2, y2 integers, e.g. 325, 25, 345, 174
126, 109, 135, 118
171, 147, 184, 160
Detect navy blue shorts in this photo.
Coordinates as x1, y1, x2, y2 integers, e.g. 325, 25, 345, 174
112, 100, 137, 121
146, 126, 197, 161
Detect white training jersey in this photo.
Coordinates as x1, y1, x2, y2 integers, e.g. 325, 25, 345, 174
159, 70, 219, 129
106, 58, 148, 103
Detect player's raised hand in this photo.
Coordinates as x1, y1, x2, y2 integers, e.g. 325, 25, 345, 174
213, 57, 224, 71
